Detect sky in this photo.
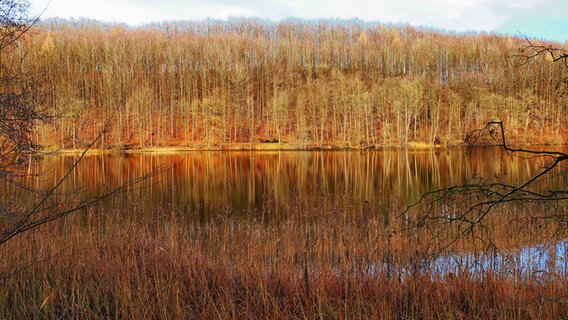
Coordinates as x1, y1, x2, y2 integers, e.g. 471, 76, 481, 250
28, 0, 568, 43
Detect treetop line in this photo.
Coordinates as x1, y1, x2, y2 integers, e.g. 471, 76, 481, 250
5, 17, 568, 150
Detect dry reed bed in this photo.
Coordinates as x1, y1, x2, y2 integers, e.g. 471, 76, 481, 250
1, 197, 567, 319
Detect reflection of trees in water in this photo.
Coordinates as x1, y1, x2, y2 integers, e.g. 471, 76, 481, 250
8, 148, 562, 224
5, 149, 568, 280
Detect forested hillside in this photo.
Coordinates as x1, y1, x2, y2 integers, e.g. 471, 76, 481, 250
16, 18, 568, 149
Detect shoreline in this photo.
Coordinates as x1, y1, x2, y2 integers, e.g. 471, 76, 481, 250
40, 141, 452, 155
40, 140, 568, 155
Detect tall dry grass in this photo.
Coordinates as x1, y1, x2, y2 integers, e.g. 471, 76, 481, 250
1, 195, 567, 319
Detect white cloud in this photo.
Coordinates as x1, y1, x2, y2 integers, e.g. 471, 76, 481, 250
28, 0, 568, 41
153, 0, 254, 20
276, 0, 506, 33
31, 0, 174, 25
500, 0, 553, 10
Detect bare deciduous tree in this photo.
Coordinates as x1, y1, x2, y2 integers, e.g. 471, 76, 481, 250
0, 0, 45, 173
405, 39, 568, 250
407, 121, 568, 247
0, 1, 162, 246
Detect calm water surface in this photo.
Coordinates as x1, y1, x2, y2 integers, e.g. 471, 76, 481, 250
12, 147, 565, 221
5, 147, 567, 275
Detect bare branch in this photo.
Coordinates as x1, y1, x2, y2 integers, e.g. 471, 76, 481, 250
515, 37, 568, 69
0, 1, 159, 247
403, 120, 568, 255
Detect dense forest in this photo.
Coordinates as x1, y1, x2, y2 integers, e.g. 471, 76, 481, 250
13, 18, 568, 149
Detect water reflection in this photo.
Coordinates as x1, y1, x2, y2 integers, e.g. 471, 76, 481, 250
7, 147, 565, 223
361, 240, 568, 280
4, 147, 568, 277
427, 240, 568, 279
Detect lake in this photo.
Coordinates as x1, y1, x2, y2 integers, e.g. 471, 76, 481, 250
10, 146, 564, 222
3, 146, 568, 279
